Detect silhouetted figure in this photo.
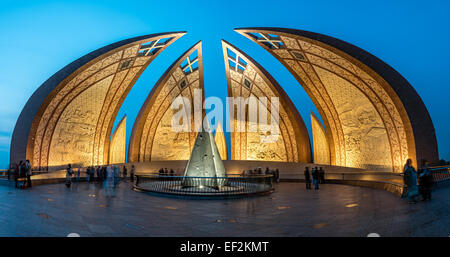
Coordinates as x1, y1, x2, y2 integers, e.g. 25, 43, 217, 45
65, 164, 73, 188
86, 167, 91, 182
418, 160, 433, 201
159, 168, 164, 176
96, 167, 101, 182
257, 167, 262, 175
312, 167, 320, 190
14, 161, 22, 188
275, 169, 280, 183
130, 165, 135, 182
25, 160, 32, 188
123, 166, 128, 179
304, 167, 311, 189
170, 169, 174, 176
319, 167, 325, 184
164, 168, 169, 175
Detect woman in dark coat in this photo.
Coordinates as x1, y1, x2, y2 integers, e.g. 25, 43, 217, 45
403, 159, 419, 203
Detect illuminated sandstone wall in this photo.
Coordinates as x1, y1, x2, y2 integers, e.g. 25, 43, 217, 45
128, 42, 204, 162
236, 28, 438, 171
311, 112, 330, 165
10, 32, 185, 169
214, 122, 228, 160
222, 40, 311, 163
109, 115, 126, 164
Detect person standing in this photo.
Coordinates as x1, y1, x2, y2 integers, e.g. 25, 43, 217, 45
123, 166, 128, 180
14, 161, 21, 188
86, 167, 91, 182
65, 164, 73, 188
130, 165, 135, 182
304, 167, 311, 189
312, 167, 320, 190
319, 167, 325, 184
76, 167, 81, 182
113, 165, 120, 187
96, 166, 100, 182
25, 160, 32, 188
275, 169, 280, 183
418, 160, 433, 201
403, 159, 419, 203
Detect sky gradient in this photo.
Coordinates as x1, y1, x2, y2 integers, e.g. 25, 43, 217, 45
1, 0, 449, 168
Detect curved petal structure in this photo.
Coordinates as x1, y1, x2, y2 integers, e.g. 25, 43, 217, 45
311, 112, 330, 165
222, 40, 312, 163
128, 42, 204, 162
109, 115, 127, 164
10, 32, 185, 169
235, 27, 438, 171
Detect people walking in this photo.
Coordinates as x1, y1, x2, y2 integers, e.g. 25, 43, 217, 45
304, 167, 311, 189
418, 160, 433, 201
403, 159, 419, 203
65, 164, 73, 188
312, 167, 320, 190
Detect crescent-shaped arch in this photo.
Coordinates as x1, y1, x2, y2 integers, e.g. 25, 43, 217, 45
222, 40, 312, 163
128, 41, 204, 162
235, 27, 438, 171
10, 32, 185, 170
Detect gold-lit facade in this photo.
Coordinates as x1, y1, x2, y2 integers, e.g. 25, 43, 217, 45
11, 32, 185, 169
128, 42, 204, 162
236, 28, 438, 171
222, 40, 312, 163
214, 122, 228, 160
109, 115, 127, 164
311, 112, 330, 165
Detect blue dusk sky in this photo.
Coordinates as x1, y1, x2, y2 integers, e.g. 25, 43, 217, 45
0, 0, 449, 168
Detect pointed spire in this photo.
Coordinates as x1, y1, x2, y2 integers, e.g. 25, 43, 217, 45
182, 119, 226, 189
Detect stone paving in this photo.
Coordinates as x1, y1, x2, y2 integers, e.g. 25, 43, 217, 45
0, 180, 449, 237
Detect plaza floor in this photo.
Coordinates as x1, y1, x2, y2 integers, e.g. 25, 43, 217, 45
0, 180, 449, 237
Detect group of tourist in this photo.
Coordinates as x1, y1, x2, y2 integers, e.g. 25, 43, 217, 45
403, 159, 433, 204
158, 168, 176, 176
64, 164, 136, 197
241, 167, 280, 182
81, 165, 133, 183
303, 166, 325, 190
12, 160, 32, 189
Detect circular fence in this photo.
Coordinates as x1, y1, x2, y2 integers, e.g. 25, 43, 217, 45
134, 174, 274, 198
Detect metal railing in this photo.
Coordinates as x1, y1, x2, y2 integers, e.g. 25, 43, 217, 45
430, 166, 450, 184
134, 174, 274, 197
